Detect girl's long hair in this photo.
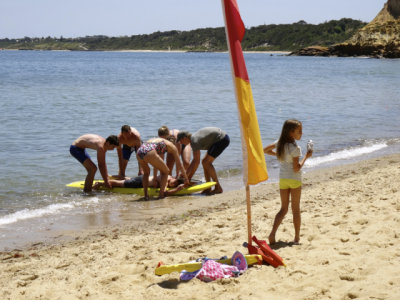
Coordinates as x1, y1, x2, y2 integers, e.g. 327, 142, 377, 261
276, 119, 302, 161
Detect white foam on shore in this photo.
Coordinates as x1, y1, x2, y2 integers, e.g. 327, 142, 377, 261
305, 143, 388, 168
0, 197, 100, 226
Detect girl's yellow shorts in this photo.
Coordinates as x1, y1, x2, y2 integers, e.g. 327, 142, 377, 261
279, 179, 302, 189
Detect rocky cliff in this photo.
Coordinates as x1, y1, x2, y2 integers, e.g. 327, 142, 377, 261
291, 0, 400, 58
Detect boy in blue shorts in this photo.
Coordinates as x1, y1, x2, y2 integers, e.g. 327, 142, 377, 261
116, 125, 142, 178
70, 134, 119, 192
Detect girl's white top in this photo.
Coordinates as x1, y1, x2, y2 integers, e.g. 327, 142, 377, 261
275, 141, 302, 181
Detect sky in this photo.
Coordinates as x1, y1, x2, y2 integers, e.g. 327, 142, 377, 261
0, 0, 388, 39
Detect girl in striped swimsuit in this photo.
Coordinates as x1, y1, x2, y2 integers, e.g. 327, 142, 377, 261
137, 138, 189, 199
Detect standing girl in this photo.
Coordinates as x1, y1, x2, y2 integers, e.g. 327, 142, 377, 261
264, 119, 312, 245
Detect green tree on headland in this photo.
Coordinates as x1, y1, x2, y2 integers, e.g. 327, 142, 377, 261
0, 18, 366, 52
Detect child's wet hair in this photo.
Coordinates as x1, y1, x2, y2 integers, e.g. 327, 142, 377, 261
158, 125, 169, 137
106, 135, 119, 146
166, 135, 176, 143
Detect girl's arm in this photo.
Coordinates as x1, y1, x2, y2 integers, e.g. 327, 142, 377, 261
166, 141, 189, 185
263, 143, 276, 156
292, 150, 312, 173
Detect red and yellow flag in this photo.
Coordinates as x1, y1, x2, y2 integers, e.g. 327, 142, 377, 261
222, 0, 268, 185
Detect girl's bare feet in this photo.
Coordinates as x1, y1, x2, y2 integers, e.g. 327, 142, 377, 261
268, 234, 276, 245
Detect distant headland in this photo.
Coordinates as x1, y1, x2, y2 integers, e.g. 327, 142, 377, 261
0, 19, 365, 53
290, 0, 400, 58
3, 0, 399, 59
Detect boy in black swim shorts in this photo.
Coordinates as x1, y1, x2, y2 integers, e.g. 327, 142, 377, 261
177, 127, 230, 194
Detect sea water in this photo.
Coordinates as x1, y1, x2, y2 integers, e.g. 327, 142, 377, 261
0, 50, 399, 250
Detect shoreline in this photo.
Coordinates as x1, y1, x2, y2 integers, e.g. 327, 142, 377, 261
1, 48, 290, 54
1, 153, 399, 299
0, 149, 396, 252
0, 143, 397, 252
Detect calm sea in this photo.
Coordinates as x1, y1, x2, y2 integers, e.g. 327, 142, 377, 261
0, 50, 399, 250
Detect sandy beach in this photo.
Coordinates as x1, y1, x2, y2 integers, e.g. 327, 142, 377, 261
1, 154, 399, 300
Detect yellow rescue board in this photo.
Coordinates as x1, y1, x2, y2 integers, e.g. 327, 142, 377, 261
66, 180, 216, 196
155, 254, 262, 275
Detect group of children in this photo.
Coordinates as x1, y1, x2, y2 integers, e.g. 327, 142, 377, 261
70, 126, 230, 199
70, 120, 312, 245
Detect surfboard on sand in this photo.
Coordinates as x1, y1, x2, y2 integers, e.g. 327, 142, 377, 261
155, 254, 262, 276
66, 180, 216, 196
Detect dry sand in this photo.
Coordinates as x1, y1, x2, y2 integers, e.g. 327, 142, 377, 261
1, 154, 399, 300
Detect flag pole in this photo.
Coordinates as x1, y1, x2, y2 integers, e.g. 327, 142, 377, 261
246, 185, 252, 245
222, 0, 268, 247
221, 0, 253, 246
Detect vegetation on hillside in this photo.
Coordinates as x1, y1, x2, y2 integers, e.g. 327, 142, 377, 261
0, 18, 366, 52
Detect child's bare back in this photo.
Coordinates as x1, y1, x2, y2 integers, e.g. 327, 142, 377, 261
72, 134, 105, 151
